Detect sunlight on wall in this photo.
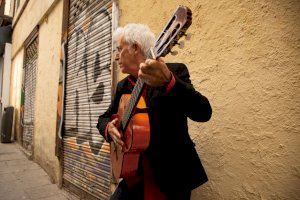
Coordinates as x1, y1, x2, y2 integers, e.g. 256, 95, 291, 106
10, 49, 23, 110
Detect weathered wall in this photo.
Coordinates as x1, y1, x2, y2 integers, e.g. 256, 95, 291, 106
9, 48, 23, 143
10, 0, 63, 183
1, 44, 12, 109
4, 0, 12, 16
117, 0, 300, 199
33, 0, 63, 183
11, 0, 59, 58
13, 0, 27, 19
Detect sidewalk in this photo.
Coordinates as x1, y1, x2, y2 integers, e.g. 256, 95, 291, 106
0, 142, 72, 200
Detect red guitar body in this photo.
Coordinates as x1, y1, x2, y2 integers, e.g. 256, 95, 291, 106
110, 94, 150, 180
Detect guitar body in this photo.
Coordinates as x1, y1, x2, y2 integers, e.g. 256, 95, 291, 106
110, 94, 150, 180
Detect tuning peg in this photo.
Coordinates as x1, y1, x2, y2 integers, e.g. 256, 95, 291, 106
177, 41, 185, 49
170, 50, 178, 56
173, 41, 185, 49
184, 33, 192, 40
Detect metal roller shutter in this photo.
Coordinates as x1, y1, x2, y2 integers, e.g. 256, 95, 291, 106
22, 37, 38, 153
63, 0, 113, 199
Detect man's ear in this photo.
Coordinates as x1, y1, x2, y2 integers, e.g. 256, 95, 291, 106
132, 43, 141, 54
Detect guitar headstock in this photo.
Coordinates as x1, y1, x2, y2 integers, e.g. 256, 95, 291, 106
154, 6, 192, 58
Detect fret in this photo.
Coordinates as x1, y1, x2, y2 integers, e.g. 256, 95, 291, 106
121, 78, 145, 132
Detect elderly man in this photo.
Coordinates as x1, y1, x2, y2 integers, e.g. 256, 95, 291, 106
97, 23, 212, 200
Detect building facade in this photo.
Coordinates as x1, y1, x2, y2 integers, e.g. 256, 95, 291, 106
10, 0, 118, 198
7, 0, 300, 199
0, 0, 13, 142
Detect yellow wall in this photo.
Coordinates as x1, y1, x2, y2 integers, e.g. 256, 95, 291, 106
11, 0, 59, 58
10, 48, 23, 142
4, 0, 13, 16
11, 0, 63, 183
33, 0, 63, 183
10, 49, 23, 110
12, 0, 27, 19
117, 0, 300, 199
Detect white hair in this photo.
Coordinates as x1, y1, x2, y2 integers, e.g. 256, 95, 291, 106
113, 23, 156, 57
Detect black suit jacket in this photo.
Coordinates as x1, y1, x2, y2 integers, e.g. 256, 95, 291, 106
97, 63, 212, 193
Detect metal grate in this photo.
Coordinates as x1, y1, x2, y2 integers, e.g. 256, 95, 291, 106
22, 37, 38, 153
62, 0, 113, 199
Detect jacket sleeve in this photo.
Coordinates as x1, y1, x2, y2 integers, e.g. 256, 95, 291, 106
166, 63, 212, 122
96, 83, 122, 142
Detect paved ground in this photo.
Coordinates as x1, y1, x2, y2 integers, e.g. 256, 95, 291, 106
0, 142, 73, 200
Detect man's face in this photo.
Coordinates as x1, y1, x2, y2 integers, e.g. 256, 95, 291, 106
115, 36, 140, 76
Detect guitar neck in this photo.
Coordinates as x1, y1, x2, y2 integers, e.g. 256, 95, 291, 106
120, 48, 156, 132
121, 78, 145, 132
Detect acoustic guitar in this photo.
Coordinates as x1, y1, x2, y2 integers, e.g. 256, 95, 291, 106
110, 5, 192, 180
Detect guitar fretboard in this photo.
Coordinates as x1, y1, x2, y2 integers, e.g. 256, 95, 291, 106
121, 78, 145, 132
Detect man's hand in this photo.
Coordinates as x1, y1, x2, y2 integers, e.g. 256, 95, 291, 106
139, 58, 172, 87
108, 118, 124, 147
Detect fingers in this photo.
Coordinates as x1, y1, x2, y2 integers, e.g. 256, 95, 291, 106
108, 119, 124, 146
140, 62, 154, 74
145, 59, 155, 66
145, 57, 164, 64
111, 118, 119, 126
112, 134, 124, 147
138, 68, 153, 84
157, 57, 165, 63
138, 58, 170, 87
142, 58, 167, 72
